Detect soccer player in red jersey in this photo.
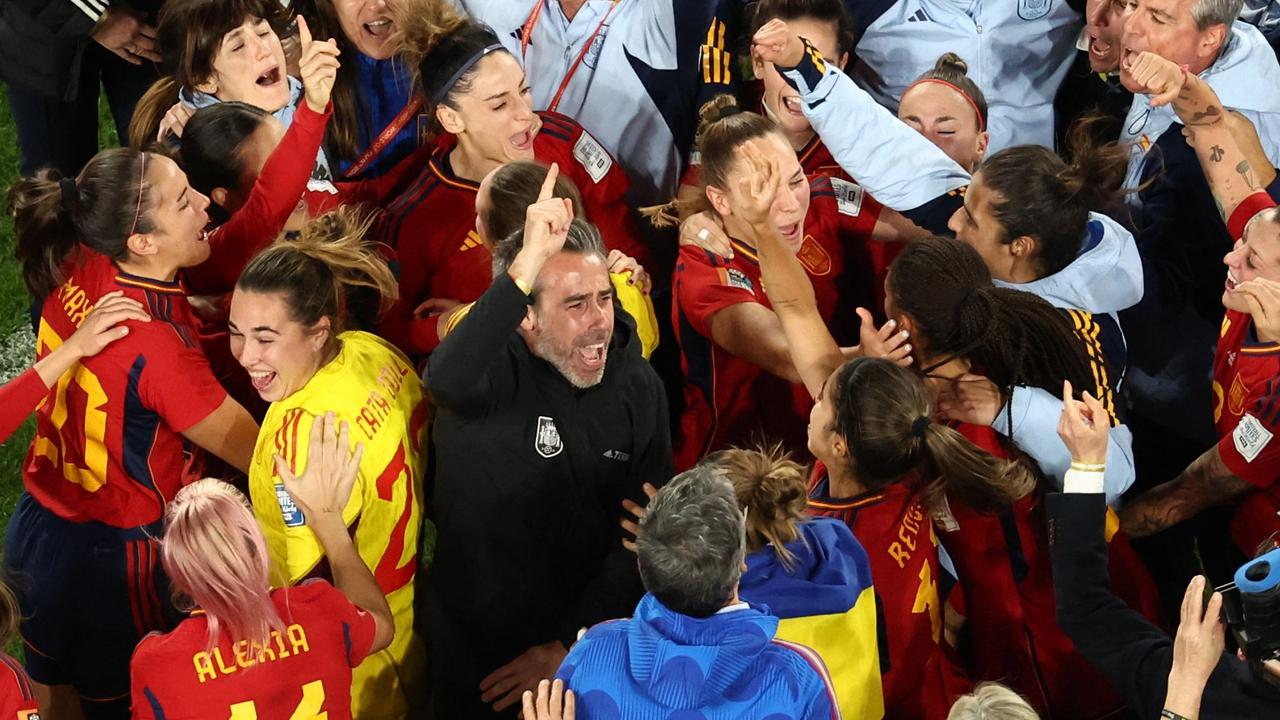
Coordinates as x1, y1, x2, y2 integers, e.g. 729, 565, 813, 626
5, 146, 269, 718
887, 238, 1160, 719
1118, 52, 1280, 556
375, 4, 650, 358
131, 414, 394, 720
667, 96, 898, 471
0, 582, 39, 720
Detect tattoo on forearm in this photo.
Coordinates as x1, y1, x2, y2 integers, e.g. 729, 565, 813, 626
1186, 105, 1224, 126
1210, 145, 1224, 162
1238, 160, 1258, 188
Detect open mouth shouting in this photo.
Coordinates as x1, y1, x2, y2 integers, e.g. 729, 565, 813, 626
256, 65, 283, 88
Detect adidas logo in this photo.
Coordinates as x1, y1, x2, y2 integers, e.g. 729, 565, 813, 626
907, 8, 929, 22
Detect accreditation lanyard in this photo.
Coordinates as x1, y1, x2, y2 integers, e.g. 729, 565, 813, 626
342, 97, 424, 180
520, 0, 621, 113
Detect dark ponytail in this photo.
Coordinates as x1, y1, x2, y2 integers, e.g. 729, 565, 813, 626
236, 207, 397, 336
644, 94, 781, 226
828, 357, 1035, 512
888, 237, 1101, 414
977, 115, 1129, 277
9, 148, 155, 298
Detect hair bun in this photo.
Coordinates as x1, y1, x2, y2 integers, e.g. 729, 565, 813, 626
935, 52, 969, 76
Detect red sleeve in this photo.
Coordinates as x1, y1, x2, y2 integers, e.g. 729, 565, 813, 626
0, 368, 47, 444
552, 123, 654, 270
128, 637, 162, 720
675, 248, 757, 339
379, 229, 492, 357
1227, 190, 1278, 240
186, 101, 334, 296
300, 580, 378, 668
137, 328, 229, 432
0, 655, 37, 718
1218, 389, 1280, 489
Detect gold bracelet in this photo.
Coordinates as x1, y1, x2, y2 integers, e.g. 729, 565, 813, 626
1070, 461, 1106, 472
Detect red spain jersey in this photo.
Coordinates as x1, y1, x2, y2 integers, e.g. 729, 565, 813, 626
671, 179, 878, 470
1212, 309, 1280, 554
378, 111, 646, 358
0, 654, 38, 720
130, 580, 376, 720
937, 423, 1158, 720
807, 463, 967, 720
24, 252, 228, 528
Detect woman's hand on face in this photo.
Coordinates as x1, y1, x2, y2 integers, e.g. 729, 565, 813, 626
297, 15, 341, 113
735, 139, 781, 234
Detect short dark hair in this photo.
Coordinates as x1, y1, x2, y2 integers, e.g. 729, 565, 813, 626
636, 465, 745, 618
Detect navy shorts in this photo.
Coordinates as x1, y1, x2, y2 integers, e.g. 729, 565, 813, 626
3, 494, 178, 718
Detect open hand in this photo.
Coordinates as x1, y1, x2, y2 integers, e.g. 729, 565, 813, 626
65, 291, 150, 358
274, 412, 364, 524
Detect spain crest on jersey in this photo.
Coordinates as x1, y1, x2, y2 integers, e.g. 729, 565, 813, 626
535, 416, 564, 458
1019, 0, 1052, 20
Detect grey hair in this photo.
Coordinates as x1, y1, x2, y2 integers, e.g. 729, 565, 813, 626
491, 217, 607, 280
1190, 0, 1243, 29
636, 465, 747, 618
946, 683, 1040, 720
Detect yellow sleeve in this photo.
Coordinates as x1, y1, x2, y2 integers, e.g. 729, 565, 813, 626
611, 273, 660, 359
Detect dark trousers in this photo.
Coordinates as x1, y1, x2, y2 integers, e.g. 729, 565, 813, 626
7, 43, 157, 177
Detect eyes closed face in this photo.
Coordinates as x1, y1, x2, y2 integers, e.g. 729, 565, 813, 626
724, 133, 811, 252
898, 80, 986, 173
229, 290, 329, 402
451, 52, 538, 168
202, 17, 291, 112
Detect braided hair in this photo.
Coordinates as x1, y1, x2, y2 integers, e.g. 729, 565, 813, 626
888, 237, 1100, 433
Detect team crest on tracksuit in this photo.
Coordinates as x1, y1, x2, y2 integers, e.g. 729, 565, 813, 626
536, 416, 564, 458
1018, 0, 1051, 20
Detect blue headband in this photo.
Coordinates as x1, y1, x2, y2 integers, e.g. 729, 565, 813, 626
432, 43, 505, 105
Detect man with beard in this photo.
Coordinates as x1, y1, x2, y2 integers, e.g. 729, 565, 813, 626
422, 168, 673, 718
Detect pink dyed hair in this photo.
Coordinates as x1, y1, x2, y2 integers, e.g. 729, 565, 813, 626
162, 479, 284, 648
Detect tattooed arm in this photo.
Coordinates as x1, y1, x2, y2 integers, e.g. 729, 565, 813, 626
1119, 445, 1253, 537
1128, 51, 1276, 222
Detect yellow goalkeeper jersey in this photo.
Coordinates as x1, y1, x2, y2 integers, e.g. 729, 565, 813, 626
250, 331, 427, 719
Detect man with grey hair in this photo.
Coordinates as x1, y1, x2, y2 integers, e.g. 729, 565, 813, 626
553, 465, 838, 718
1118, 0, 1280, 516
424, 169, 673, 717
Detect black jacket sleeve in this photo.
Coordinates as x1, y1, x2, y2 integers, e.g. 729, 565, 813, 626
553, 366, 674, 648
425, 273, 528, 414
1048, 492, 1174, 718
1048, 492, 1280, 719
0, 0, 103, 99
